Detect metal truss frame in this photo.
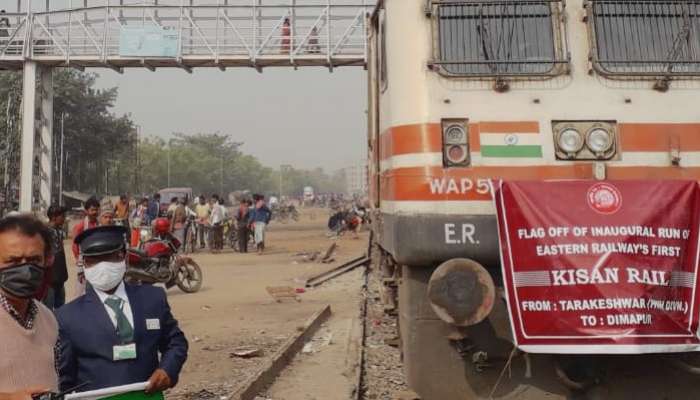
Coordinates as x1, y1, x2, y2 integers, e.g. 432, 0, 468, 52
0, 1, 371, 71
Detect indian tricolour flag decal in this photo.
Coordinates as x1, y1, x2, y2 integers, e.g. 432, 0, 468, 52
480, 131, 543, 158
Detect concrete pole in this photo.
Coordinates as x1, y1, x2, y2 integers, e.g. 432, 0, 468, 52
59, 113, 64, 206
19, 61, 37, 212
38, 66, 53, 213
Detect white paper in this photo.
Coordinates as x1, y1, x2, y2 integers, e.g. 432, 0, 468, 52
65, 382, 149, 400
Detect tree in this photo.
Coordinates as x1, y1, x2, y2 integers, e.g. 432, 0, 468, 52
134, 132, 275, 198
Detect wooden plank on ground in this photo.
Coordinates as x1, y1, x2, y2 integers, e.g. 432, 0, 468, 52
230, 305, 332, 400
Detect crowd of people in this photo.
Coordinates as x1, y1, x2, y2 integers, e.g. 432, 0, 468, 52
71, 192, 274, 256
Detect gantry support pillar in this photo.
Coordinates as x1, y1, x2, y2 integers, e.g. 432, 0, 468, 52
19, 61, 53, 214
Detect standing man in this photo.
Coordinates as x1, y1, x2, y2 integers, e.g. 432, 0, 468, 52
114, 195, 130, 230
147, 193, 161, 223
170, 198, 188, 245
281, 17, 291, 54
194, 195, 210, 249
99, 208, 115, 227
57, 226, 188, 392
235, 200, 251, 253
0, 215, 59, 397
43, 205, 68, 310
166, 197, 178, 218
249, 195, 272, 255
209, 196, 224, 253
72, 197, 100, 296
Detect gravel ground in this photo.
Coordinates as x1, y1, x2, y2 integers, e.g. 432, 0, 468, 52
362, 268, 409, 400
167, 334, 289, 400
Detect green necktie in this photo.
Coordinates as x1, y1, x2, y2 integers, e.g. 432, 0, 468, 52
104, 296, 134, 343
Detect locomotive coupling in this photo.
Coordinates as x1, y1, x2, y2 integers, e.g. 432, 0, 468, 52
427, 258, 495, 327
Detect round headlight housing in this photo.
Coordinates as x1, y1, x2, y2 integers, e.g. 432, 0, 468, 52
446, 145, 468, 164
586, 128, 613, 154
558, 129, 584, 154
444, 125, 467, 144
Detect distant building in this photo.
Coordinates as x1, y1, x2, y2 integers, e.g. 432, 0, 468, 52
344, 163, 368, 195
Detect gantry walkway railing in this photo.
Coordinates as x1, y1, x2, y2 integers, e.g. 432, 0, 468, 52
0, 1, 372, 71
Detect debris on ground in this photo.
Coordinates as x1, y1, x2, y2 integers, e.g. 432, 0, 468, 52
293, 251, 321, 263
362, 267, 409, 399
292, 242, 338, 264
230, 347, 262, 358
201, 344, 225, 352
167, 334, 288, 400
265, 286, 301, 302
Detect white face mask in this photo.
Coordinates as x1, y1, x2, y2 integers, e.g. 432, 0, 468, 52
84, 261, 126, 292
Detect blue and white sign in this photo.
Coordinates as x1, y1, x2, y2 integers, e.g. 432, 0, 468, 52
119, 25, 179, 57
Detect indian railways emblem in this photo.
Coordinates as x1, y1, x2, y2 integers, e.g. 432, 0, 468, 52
587, 182, 622, 215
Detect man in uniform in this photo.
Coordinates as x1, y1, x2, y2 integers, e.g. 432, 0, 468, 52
57, 226, 188, 392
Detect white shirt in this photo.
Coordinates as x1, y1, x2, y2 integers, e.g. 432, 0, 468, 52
210, 203, 225, 224
94, 281, 135, 329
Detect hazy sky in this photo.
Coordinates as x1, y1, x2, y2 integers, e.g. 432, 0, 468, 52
93, 67, 368, 171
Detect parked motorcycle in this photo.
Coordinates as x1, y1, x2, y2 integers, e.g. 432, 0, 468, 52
327, 205, 367, 236
271, 204, 300, 223
126, 218, 203, 293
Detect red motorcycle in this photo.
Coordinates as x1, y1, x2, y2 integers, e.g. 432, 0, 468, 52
126, 218, 203, 293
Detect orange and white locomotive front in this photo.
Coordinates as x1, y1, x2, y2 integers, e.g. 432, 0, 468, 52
368, 0, 700, 398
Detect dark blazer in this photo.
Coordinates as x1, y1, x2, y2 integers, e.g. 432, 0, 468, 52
56, 283, 188, 392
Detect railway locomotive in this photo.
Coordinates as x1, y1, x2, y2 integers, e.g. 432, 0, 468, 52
367, 0, 700, 398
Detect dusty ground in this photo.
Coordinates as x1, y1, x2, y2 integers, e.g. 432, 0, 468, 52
65, 208, 369, 400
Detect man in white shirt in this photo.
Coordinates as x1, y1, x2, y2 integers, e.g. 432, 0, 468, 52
208, 196, 225, 252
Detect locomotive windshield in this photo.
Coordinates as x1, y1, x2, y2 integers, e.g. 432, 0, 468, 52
590, 1, 700, 76
433, 0, 567, 77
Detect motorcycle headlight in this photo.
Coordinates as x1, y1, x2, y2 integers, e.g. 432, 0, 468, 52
140, 229, 150, 241
586, 128, 613, 153
558, 129, 584, 154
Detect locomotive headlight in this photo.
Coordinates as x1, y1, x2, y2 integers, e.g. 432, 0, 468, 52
586, 128, 613, 154
446, 145, 468, 164
441, 119, 470, 167
558, 129, 584, 154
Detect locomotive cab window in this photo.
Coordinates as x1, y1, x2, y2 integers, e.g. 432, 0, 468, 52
588, 1, 700, 78
431, 0, 569, 77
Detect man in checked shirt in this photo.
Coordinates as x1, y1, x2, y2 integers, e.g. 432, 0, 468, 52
0, 215, 59, 399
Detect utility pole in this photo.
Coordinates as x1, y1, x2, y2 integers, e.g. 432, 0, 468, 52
135, 125, 140, 195
279, 164, 291, 198
167, 142, 171, 187
58, 113, 64, 205
220, 154, 224, 196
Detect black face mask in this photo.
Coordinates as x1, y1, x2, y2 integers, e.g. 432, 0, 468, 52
0, 263, 46, 299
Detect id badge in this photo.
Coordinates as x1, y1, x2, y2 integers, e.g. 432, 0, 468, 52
113, 343, 137, 361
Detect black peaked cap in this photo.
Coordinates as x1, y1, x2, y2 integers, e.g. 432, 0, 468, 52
74, 225, 129, 256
